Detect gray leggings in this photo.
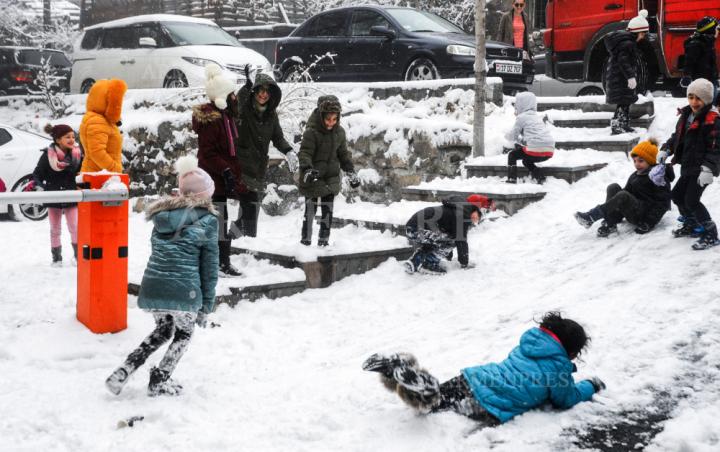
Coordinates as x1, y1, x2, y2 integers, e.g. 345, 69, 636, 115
124, 311, 196, 377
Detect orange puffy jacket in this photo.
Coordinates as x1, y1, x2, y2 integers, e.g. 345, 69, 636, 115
79, 79, 127, 173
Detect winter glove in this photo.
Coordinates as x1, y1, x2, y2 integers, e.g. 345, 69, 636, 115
285, 151, 299, 173
346, 171, 361, 189
679, 76, 691, 88
588, 377, 606, 393
697, 166, 714, 187
244, 64, 252, 87
634, 223, 651, 234
656, 150, 669, 164
649, 164, 667, 187
627, 77, 637, 90
222, 168, 237, 196
303, 169, 320, 184
196, 311, 208, 329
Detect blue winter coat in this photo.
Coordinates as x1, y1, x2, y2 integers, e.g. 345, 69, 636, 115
462, 327, 596, 423
138, 196, 219, 314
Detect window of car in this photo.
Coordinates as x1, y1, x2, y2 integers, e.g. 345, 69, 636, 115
81, 29, 103, 50
0, 128, 12, 147
385, 8, 465, 33
351, 10, 393, 36
313, 11, 348, 37
162, 22, 239, 47
135, 23, 170, 48
101, 27, 138, 49
43, 51, 70, 66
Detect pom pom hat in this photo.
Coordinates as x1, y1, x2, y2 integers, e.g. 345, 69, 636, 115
630, 138, 659, 165
204, 63, 236, 110
627, 10, 649, 33
176, 155, 215, 199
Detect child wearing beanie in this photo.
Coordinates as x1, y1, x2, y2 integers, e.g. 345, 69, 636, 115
575, 138, 674, 237
105, 155, 219, 397
33, 123, 83, 266
660, 78, 720, 249
680, 16, 718, 104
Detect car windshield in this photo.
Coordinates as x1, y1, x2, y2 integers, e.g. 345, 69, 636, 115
16, 50, 70, 66
385, 9, 465, 33
162, 22, 240, 47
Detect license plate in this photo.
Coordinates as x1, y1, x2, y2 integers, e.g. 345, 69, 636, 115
495, 62, 522, 74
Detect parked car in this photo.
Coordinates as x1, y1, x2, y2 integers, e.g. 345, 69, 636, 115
274, 6, 534, 93
70, 14, 273, 93
531, 54, 604, 96
0, 47, 71, 96
0, 124, 52, 221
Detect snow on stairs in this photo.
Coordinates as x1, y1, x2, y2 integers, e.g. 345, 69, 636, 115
555, 136, 640, 153
466, 162, 607, 184
535, 95, 655, 117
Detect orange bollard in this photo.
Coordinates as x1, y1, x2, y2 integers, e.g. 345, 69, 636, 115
76, 173, 130, 333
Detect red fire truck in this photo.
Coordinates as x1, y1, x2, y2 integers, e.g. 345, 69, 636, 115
544, 0, 720, 91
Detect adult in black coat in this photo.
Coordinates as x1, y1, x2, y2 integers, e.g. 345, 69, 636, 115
404, 195, 490, 274
681, 16, 719, 100
604, 10, 649, 134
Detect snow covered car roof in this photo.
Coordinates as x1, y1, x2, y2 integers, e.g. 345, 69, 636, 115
85, 14, 217, 30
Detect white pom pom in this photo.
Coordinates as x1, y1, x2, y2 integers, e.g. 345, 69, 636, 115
175, 154, 199, 177
205, 63, 222, 79
639, 9, 648, 18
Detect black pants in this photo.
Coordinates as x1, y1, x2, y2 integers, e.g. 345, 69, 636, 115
431, 376, 500, 425
124, 311, 196, 377
237, 191, 261, 238
672, 174, 710, 225
507, 148, 550, 173
600, 183, 644, 226
212, 194, 233, 267
611, 104, 630, 129
302, 194, 334, 242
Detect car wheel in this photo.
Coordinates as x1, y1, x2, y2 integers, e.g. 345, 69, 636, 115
9, 175, 48, 222
404, 58, 440, 81
282, 65, 312, 83
80, 79, 95, 94
577, 86, 604, 97
164, 70, 188, 88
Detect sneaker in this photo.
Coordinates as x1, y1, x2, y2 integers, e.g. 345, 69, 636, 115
219, 263, 242, 277
418, 262, 446, 275
362, 352, 418, 378
692, 233, 720, 251
596, 221, 617, 238
574, 211, 595, 229
672, 222, 696, 238
403, 259, 417, 274
105, 366, 131, 395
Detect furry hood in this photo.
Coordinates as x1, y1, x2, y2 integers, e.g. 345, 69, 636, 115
192, 103, 222, 125
249, 72, 282, 115
145, 195, 218, 233
86, 79, 127, 124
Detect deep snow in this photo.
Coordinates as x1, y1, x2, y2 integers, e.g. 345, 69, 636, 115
1, 97, 720, 452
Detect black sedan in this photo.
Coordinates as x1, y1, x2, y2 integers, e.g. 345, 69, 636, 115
274, 6, 533, 93
0, 47, 72, 96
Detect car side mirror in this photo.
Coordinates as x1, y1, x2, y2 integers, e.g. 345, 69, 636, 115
139, 37, 157, 48
369, 26, 396, 39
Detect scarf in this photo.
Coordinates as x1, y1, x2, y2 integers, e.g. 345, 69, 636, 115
48, 144, 81, 172
222, 111, 238, 157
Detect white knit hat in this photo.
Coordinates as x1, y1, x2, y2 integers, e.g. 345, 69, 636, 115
176, 155, 215, 199
204, 63, 236, 110
627, 9, 649, 33
687, 78, 715, 106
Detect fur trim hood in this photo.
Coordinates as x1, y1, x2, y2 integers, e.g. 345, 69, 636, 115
145, 195, 218, 221
192, 103, 222, 125
86, 79, 127, 124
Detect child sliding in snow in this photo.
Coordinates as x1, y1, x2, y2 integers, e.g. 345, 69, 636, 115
105, 155, 219, 397
504, 91, 555, 184
403, 194, 494, 274
574, 139, 674, 237
363, 312, 604, 425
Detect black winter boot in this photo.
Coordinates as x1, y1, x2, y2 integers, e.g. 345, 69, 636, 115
506, 165, 518, 184
105, 364, 132, 395
51, 246, 62, 267
219, 262, 242, 277
148, 366, 183, 397
574, 206, 604, 228
596, 221, 618, 238
692, 222, 720, 251
672, 216, 698, 238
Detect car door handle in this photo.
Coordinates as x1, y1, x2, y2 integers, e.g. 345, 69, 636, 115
604, 3, 623, 10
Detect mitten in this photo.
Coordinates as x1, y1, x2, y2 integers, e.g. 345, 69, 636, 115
697, 166, 714, 187
222, 168, 237, 196
303, 169, 320, 184
649, 164, 666, 186
627, 77, 637, 90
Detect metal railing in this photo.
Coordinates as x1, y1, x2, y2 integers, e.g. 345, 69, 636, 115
0, 189, 129, 206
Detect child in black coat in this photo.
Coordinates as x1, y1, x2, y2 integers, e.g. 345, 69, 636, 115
575, 139, 674, 237
33, 124, 83, 266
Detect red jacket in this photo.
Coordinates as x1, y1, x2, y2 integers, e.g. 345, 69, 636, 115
192, 103, 246, 198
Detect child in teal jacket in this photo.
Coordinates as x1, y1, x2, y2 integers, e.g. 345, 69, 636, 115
364, 312, 604, 424
105, 155, 219, 397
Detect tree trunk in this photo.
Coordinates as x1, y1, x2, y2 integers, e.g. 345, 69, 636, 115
43, 0, 52, 32
473, 0, 487, 157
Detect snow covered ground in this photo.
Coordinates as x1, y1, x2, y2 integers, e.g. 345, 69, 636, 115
2, 96, 720, 451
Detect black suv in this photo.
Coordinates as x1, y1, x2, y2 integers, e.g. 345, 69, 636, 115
0, 47, 72, 96
274, 6, 533, 93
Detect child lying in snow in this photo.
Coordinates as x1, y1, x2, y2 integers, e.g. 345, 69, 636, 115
574, 138, 674, 237
363, 312, 604, 425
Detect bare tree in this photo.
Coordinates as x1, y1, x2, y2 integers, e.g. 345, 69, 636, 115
473, 0, 486, 157
0, 3, 79, 53
33, 56, 69, 119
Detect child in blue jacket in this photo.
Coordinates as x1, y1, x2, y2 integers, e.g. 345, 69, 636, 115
363, 312, 604, 425
105, 155, 219, 397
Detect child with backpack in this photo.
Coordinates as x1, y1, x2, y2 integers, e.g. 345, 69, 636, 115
363, 312, 604, 425
298, 95, 360, 247
574, 139, 674, 237
32, 124, 83, 266
661, 78, 720, 250
503, 91, 555, 184
105, 155, 219, 397
403, 194, 493, 274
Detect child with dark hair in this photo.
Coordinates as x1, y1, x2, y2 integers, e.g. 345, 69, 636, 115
574, 139, 674, 237
33, 123, 83, 266
363, 312, 603, 425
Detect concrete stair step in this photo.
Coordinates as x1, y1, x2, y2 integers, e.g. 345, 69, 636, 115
465, 163, 607, 183
401, 186, 545, 215
535, 98, 654, 118
555, 137, 639, 153
550, 117, 653, 129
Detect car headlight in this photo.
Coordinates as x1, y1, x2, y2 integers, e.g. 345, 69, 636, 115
447, 45, 476, 57
182, 57, 220, 67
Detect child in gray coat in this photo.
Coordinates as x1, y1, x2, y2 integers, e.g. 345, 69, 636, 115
504, 91, 555, 184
